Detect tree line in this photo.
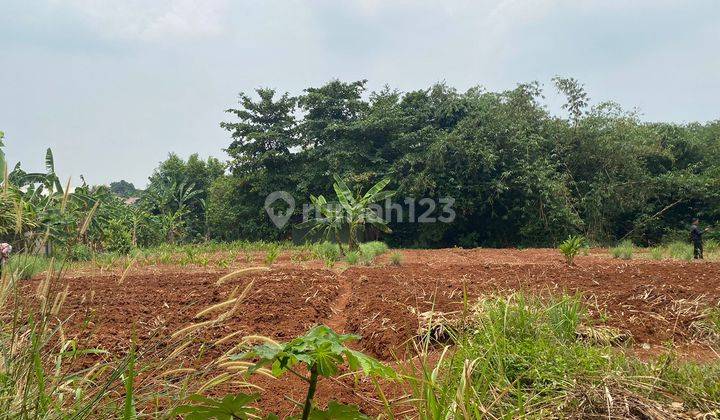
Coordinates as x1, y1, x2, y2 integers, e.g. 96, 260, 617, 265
2, 78, 719, 255
207, 78, 720, 247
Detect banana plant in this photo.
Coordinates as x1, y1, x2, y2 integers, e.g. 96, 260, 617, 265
299, 175, 394, 251
298, 194, 347, 255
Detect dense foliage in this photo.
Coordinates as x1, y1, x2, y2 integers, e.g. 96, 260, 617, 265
210, 78, 720, 247
3, 78, 718, 250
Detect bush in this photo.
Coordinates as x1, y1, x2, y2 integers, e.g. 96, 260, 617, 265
103, 219, 133, 255
67, 243, 93, 261
609, 240, 633, 260
558, 235, 585, 265
389, 251, 403, 266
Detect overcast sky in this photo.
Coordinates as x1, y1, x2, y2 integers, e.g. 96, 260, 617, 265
2, 0, 718, 188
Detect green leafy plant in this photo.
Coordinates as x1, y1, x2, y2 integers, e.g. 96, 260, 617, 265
103, 219, 133, 255
299, 176, 394, 253
233, 325, 395, 420
172, 392, 261, 420
558, 235, 585, 265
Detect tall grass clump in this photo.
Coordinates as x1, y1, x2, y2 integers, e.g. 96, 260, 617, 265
345, 251, 359, 265
312, 242, 340, 261
609, 240, 634, 260
705, 239, 719, 254
4, 254, 56, 280
667, 241, 694, 261
405, 293, 720, 418
359, 241, 388, 258
389, 251, 403, 266
649, 246, 664, 260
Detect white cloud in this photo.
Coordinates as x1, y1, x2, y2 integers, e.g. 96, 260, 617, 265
51, 0, 229, 41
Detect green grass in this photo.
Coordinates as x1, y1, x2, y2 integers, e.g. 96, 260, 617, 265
264, 246, 280, 265
4, 254, 58, 280
359, 241, 389, 258
667, 241, 694, 261
649, 246, 664, 260
705, 239, 719, 254
312, 242, 341, 266
345, 251, 359, 265
405, 293, 720, 418
609, 240, 634, 260
389, 251, 403, 266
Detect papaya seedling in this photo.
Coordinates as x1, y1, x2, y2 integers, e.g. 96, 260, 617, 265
233, 325, 395, 420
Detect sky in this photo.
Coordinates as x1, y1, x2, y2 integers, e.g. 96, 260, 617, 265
1, 0, 718, 188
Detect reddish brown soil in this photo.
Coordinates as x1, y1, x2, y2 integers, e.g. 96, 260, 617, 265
26, 248, 720, 417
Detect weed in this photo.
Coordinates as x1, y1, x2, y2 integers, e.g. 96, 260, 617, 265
312, 242, 340, 263
264, 246, 280, 266
4, 254, 55, 280
359, 241, 389, 259
345, 251, 359, 265
705, 239, 719, 254
610, 240, 634, 260
667, 241, 694, 261
649, 246, 664, 260
389, 251, 403, 266
406, 293, 720, 418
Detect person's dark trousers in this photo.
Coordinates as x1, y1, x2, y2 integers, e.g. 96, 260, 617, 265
693, 241, 704, 259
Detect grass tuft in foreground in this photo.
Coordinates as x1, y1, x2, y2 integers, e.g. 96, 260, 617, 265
404, 293, 720, 418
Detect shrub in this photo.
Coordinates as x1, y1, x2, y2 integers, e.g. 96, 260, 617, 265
558, 235, 585, 265
389, 251, 403, 266
609, 240, 633, 260
67, 243, 93, 261
345, 251, 359, 265
103, 219, 133, 255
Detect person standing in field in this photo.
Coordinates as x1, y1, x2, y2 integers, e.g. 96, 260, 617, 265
690, 218, 708, 260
